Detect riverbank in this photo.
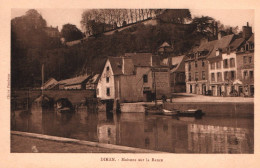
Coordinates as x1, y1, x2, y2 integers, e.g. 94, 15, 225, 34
11, 131, 163, 153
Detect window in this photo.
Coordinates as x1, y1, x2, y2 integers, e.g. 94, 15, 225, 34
250, 71, 254, 79
202, 60, 205, 67
202, 71, 206, 80
211, 73, 215, 82
223, 59, 228, 68
195, 61, 198, 68
246, 44, 249, 51
248, 56, 252, 63
230, 58, 235, 68
179, 73, 184, 81
106, 77, 109, 83
107, 128, 111, 136
188, 73, 191, 81
195, 72, 199, 81
243, 71, 248, 79
106, 87, 110, 96
231, 71, 235, 80
210, 63, 215, 70
216, 61, 221, 69
106, 66, 109, 71
143, 74, 148, 83
243, 56, 247, 64
217, 72, 221, 82
224, 71, 228, 80
188, 62, 191, 71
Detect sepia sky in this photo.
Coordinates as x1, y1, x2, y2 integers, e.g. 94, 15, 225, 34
11, 9, 254, 32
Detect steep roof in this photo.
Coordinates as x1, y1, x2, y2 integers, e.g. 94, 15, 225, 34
207, 34, 235, 59
86, 74, 100, 84
59, 74, 90, 86
108, 57, 123, 75
160, 42, 171, 48
229, 38, 245, 51
170, 55, 185, 73
125, 53, 153, 67
247, 34, 254, 43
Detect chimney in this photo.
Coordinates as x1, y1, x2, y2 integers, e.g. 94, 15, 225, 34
218, 32, 222, 40
242, 22, 252, 39
218, 31, 226, 40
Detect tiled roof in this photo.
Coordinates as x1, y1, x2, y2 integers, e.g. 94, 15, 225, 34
59, 74, 90, 86
125, 53, 153, 67
229, 38, 245, 51
86, 74, 100, 84
207, 34, 235, 59
247, 34, 254, 43
170, 55, 185, 73
160, 42, 171, 48
108, 57, 123, 75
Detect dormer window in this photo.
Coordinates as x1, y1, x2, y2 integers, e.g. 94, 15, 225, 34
216, 49, 220, 56
246, 44, 249, 51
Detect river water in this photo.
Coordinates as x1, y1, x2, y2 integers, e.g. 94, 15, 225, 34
11, 104, 254, 153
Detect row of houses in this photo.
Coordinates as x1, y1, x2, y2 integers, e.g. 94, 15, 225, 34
42, 22, 254, 103
185, 23, 254, 97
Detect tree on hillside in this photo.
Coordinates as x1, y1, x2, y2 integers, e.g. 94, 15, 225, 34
157, 9, 192, 24
192, 16, 215, 37
11, 9, 48, 49
61, 24, 84, 42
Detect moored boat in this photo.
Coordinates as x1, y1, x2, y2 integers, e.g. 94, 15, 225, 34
162, 109, 179, 116
179, 109, 203, 117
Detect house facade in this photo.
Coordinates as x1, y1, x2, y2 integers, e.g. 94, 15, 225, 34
97, 53, 171, 102
207, 23, 253, 97
207, 34, 238, 96
236, 34, 254, 96
185, 39, 217, 95
162, 55, 186, 93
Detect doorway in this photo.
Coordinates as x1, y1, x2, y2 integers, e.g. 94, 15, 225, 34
202, 84, 206, 95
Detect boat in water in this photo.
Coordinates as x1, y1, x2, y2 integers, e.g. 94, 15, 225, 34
162, 109, 180, 116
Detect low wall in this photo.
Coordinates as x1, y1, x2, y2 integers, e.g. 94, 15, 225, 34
164, 102, 254, 117
12, 90, 95, 105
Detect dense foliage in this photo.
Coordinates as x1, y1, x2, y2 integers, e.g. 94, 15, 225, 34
11, 9, 241, 89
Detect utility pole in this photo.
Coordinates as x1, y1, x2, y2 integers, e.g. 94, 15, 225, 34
41, 64, 44, 95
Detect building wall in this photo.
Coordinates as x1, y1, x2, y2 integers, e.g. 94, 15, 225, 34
185, 58, 209, 94
64, 84, 82, 90
236, 52, 254, 82
155, 70, 171, 98
97, 60, 115, 100
119, 67, 152, 102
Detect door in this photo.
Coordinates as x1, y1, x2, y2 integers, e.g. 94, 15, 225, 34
212, 86, 216, 96
202, 84, 206, 95
250, 85, 254, 96
239, 86, 243, 96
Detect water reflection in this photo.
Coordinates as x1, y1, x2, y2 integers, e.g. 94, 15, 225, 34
11, 104, 254, 153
